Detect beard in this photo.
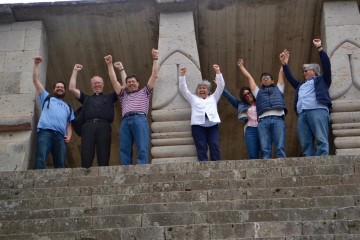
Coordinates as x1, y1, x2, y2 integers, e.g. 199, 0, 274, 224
54, 92, 65, 99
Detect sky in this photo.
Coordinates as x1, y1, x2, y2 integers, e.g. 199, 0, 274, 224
0, 0, 75, 3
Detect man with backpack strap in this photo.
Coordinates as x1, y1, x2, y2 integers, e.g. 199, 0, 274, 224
32, 56, 74, 169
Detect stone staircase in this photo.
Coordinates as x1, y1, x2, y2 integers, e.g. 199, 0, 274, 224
1, 155, 360, 239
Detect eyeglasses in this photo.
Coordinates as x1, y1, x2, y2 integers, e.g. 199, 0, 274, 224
92, 81, 103, 86
243, 92, 252, 97
261, 76, 271, 81
303, 69, 314, 73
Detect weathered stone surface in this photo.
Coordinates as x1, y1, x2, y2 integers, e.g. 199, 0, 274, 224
0, 155, 360, 238
0, 20, 46, 172
165, 224, 210, 239
92, 214, 142, 228
324, 2, 360, 156
151, 11, 202, 162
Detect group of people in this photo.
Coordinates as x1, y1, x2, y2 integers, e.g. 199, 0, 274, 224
221, 39, 332, 160
32, 38, 332, 169
179, 39, 332, 161
33, 48, 159, 169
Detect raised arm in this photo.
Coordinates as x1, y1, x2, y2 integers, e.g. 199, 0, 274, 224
314, 39, 332, 88
222, 87, 240, 109
278, 65, 285, 86
68, 64, 83, 99
238, 59, 257, 91
178, 67, 193, 103
113, 61, 127, 87
280, 49, 301, 89
104, 55, 122, 95
212, 64, 225, 101
32, 56, 44, 95
147, 48, 159, 89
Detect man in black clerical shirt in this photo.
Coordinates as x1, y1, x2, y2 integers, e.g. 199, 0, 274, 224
69, 64, 118, 168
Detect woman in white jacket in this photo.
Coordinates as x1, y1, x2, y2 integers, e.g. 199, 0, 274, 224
179, 64, 225, 161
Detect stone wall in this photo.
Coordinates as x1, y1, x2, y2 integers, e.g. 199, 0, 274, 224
0, 21, 47, 171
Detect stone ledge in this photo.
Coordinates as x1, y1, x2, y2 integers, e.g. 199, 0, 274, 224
0, 94, 35, 128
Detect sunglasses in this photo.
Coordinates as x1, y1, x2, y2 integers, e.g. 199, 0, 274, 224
243, 92, 252, 97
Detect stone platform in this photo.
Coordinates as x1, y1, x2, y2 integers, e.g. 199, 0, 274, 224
1, 155, 360, 239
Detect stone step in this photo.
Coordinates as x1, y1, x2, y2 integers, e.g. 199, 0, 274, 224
1, 197, 359, 224
1, 155, 360, 239
2, 183, 360, 212
0, 161, 357, 192
0, 155, 358, 182
2, 172, 359, 201
1, 220, 360, 239
1, 195, 357, 222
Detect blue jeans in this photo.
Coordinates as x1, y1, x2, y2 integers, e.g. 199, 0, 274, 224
120, 115, 149, 165
34, 129, 66, 169
297, 109, 329, 156
258, 116, 286, 159
191, 124, 221, 161
245, 126, 261, 159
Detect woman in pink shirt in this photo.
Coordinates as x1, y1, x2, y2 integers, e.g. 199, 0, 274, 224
222, 86, 261, 159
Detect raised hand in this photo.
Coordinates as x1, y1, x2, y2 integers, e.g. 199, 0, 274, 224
73, 64, 83, 71
237, 59, 244, 68
104, 55, 113, 64
279, 49, 290, 65
180, 67, 186, 77
114, 62, 123, 69
152, 48, 159, 59
313, 39, 322, 48
34, 56, 42, 65
213, 64, 220, 74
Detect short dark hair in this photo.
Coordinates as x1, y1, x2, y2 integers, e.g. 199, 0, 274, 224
260, 72, 273, 81
125, 74, 139, 83
239, 86, 255, 105
53, 81, 66, 90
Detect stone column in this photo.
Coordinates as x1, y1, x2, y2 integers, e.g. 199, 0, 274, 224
0, 20, 47, 171
151, 12, 202, 164
323, 1, 360, 155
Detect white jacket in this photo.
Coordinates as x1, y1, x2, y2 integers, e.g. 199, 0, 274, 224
179, 73, 225, 125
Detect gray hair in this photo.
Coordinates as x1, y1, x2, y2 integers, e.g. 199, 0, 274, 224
196, 80, 212, 95
303, 63, 321, 76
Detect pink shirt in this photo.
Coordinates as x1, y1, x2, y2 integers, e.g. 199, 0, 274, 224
245, 104, 258, 128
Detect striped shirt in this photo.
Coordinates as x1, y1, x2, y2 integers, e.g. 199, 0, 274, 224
118, 85, 153, 117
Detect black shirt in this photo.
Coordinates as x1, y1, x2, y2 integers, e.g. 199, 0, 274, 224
79, 91, 118, 123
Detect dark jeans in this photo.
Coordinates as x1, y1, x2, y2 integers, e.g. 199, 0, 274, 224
34, 129, 66, 169
191, 124, 221, 161
81, 121, 111, 168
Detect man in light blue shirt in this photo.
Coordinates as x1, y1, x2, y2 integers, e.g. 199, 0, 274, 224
281, 39, 332, 156
33, 56, 74, 169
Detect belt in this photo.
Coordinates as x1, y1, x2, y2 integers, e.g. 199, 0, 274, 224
259, 115, 285, 120
123, 112, 146, 118
85, 118, 108, 123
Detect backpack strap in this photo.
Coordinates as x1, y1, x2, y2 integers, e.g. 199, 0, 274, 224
42, 94, 52, 110
42, 94, 73, 122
